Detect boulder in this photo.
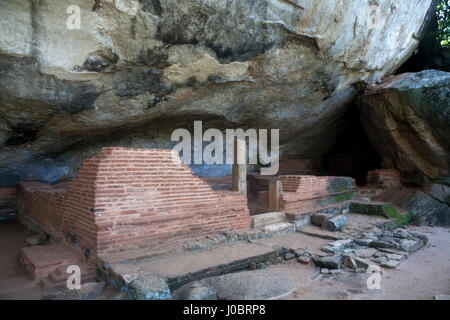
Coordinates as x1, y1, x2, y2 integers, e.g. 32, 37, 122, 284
311, 213, 332, 227
403, 191, 450, 227
321, 239, 354, 254
343, 256, 358, 269
313, 255, 342, 270
359, 70, 450, 187
128, 274, 172, 300
0, 0, 438, 186
322, 215, 348, 231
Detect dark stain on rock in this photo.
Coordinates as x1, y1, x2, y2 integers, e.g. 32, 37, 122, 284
140, 0, 162, 16
29, 0, 40, 61
4, 127, 38, 146
113, 67, 165, 97
82, 49, 119, 72
155, 4, 280, 63
130, 16, 137, 39
137, 49, 169, 68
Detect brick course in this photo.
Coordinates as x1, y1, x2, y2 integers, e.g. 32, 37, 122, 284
16, 148, 251, 260
255, 175, 355, 215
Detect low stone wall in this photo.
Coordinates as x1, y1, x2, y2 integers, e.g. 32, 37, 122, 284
16, 147, 251, 260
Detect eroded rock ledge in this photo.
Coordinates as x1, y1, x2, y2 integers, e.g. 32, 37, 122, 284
0, 0, 437, 186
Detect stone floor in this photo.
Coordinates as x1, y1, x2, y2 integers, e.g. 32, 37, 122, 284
1, 213, 449, 300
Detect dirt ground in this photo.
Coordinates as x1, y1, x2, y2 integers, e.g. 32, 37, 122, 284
0, 220, 448, 300
277, 225, 450, 300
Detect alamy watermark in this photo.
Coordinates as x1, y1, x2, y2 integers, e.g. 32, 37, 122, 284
64, 0, 382, 31
66, 265, 81, 290
366, 265, 382, 290
171, 121, 279, 176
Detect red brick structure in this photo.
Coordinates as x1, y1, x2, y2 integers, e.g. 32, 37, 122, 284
255, 175, 355, 215
17, 148, 251, 260
366, 169, 401, 189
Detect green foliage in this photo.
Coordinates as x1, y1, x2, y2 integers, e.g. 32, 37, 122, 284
437, 0, 450, 47
332, 192, 353, 203
382, 206, 413, 230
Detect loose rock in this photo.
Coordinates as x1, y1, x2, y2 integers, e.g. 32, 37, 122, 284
128, 274, 172, 300
313, 255, 342, 270
311, 213, 332, 227
322, 215, 348, 231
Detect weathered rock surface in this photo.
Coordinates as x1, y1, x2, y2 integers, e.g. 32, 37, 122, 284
128, 274, 172, 300
313, 254, 342, 269
404, 190, 450, 227
322, 215, 348, 231
42, 281, 105, 300
359, 70, 450, 187
0, 0, 437, 185
172, 281, 217, 300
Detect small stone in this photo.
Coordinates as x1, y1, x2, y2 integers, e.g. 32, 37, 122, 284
257, 263, 267, 269
381, 260, 401, 269
355, 248, 377, 259
373, 256, 388, 264
297, 256, 311, 265
249, 262, 257, 270
321, 268, 330, 274
321, 239, 354, 254
284, 252, 296, 260
400, 239, 421, 252
354, 257, 371, 269
294, 248, 310, 258
313, 255, 342, 269
355, 238, 373, 246
385, 253, 406, 261
330, 269, 342, 274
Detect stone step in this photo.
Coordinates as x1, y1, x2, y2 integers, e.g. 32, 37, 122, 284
102, 241, 280, 292
251, 212, 286, 228
349, 200, 394, 217
48, 263, 97, 285
262, 222, 294, 233
19, 242, 87, 280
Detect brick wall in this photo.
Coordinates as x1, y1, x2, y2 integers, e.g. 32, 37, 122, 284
17, 147, 251, 260
279, 175, 355, 214
366, 169, 401, 189
253, 175, 354, 214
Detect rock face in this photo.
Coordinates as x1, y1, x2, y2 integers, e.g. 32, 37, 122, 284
359, 70, 450, 187
0, 0, 436, 186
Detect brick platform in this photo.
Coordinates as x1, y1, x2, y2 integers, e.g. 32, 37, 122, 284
16, 148, 251, 260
